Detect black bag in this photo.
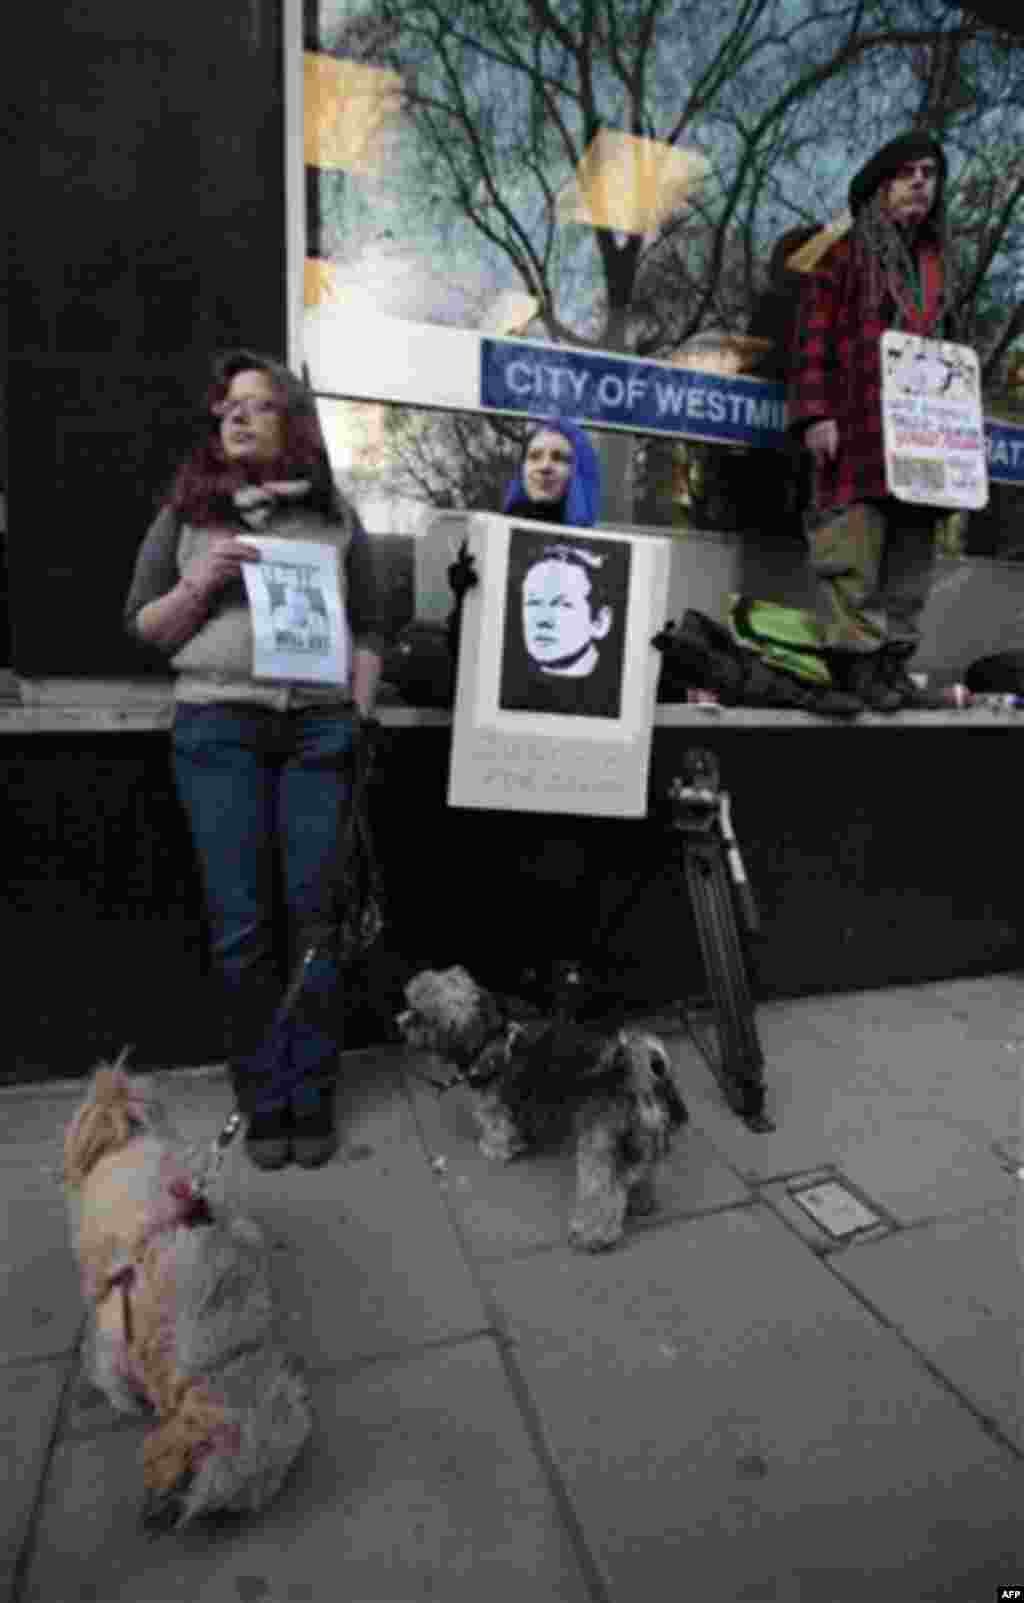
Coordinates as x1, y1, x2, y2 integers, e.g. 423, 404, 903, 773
964, 651, 1024, 694
298, 720, 385, 970
382, 622, 456, 708
654, 611, 749, 702
380, 541, 478, 708
653, 610, 860, 718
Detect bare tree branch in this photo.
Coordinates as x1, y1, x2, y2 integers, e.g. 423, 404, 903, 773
318, 0, 1023, 513
981, 300, 1024, 383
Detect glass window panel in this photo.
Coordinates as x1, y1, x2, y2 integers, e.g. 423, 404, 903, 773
299, 0, 1024, 567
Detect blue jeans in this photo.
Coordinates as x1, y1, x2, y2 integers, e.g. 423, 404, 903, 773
172, 702, 355, 1110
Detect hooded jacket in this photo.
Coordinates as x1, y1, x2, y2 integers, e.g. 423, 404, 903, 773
502, 417, 602, 528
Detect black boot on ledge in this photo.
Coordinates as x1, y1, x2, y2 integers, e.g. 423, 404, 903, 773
842, 652, 903, 714
879, 644, 947, 709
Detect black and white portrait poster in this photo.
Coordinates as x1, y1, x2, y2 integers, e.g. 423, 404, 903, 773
448, 516, 671, 818
499, 528, 631, 719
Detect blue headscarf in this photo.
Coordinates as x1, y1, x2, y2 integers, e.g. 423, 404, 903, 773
502, 416, 602, 528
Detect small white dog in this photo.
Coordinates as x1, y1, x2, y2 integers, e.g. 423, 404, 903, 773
398, 966, 687, 1251
63, 1061, 313, 1531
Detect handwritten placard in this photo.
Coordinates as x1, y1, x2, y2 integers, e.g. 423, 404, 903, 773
881, 332, 989, 510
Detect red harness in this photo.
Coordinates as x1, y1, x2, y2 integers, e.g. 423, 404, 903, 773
105, 1180, 214, 1348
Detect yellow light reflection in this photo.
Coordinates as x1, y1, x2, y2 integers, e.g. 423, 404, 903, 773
304, 53, 402, 175
786, 212, 852, 273
668, 333, 772, 377
478, 291, 540, 336
556, 131, 710, 235
304, 257, 338, 307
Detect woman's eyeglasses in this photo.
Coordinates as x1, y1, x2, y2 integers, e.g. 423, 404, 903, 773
213, 399, 283, 422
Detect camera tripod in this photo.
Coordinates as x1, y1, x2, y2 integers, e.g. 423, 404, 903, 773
542, 748, 773, 1132
665, 749, 772, 1131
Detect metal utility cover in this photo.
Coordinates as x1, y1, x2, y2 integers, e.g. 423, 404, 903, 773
788, 1180, 882, 1239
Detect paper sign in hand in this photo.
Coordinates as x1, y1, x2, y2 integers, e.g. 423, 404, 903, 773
242, 538, 350, 685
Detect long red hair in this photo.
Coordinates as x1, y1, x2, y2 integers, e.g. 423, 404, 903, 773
165, 351, 341, 527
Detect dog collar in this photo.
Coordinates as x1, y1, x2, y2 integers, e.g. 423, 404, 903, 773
415, 1018, 524, 1094
460, 1021, 527, 1088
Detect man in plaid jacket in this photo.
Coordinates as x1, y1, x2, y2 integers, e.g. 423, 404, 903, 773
788, 131, 958, 711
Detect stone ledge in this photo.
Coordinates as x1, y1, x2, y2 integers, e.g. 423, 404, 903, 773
0, 678, 1021, 734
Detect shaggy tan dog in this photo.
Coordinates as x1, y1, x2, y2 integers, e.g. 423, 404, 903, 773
63, 1062, 313, 1531
398, 966, 687, 1251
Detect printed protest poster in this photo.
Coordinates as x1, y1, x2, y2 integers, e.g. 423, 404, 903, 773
881, 331, 988, 510
242, 538, 350, 684
448, 516, 671, 818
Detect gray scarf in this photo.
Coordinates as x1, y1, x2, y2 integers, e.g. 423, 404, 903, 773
233, 480, 313, 531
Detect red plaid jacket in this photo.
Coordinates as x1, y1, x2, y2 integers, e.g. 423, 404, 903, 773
787, 236, 946, 514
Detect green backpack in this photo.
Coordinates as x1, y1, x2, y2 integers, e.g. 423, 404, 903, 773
725, 594, 832, 686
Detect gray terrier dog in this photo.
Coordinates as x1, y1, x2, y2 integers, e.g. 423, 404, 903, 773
398, 966, 687, 1251
63, 1063, 313, 1532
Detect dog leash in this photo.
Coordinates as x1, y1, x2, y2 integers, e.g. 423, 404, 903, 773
408, 1019, 526, 1094
279, 720, 385, 1014
408, 1015, 640, 1100
216, 719, 385, 1119
195, 1111, 245, 1198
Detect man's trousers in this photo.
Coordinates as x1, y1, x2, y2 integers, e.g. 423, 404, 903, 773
804, 497, 945, 653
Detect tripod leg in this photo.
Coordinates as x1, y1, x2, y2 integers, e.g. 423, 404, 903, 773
684, 843, 768, 1126
704, 852, 764, 1085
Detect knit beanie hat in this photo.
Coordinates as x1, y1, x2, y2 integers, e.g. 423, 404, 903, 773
502, 416, 602, 528
848, 132, 947, 217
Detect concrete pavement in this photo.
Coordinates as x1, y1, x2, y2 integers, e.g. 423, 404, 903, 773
2, 975, 1021, 1603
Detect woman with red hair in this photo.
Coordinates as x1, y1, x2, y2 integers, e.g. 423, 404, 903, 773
125, 351, 385, 1170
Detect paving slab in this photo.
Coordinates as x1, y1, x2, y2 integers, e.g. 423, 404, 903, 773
788, 994, 1022, 1145
668, 1021, 861, 1177
0, 1358, 72, 1603
670, 989, 1021, 1207
0, 1081, 96, 1158
832, 1113, 1016, 1225
403, 1063, 750, 1260
480, 1204, 1024, 1603
831, 1198, 1023, 1450
23, 1338, 592, 1603
231, 1058, 488, 1369
918, 971, 1024, 1025
0, 1158, 81, 1366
